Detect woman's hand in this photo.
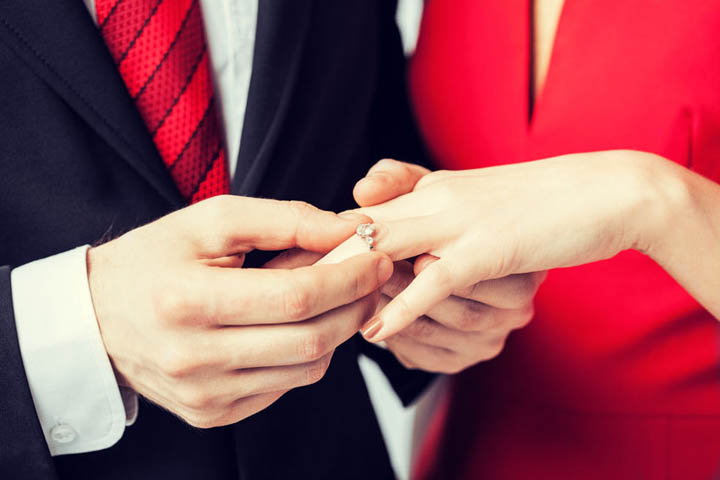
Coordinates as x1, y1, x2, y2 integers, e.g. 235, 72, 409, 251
353, 159, 545, 373
354, 152, 691, 342
378, 256, 544, 373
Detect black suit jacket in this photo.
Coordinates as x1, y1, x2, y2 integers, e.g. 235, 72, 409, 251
0, 1, 433, 478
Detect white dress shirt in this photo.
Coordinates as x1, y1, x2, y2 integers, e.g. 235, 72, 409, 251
11, 2, 434, 478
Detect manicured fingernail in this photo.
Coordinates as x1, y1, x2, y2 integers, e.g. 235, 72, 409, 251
361, 317, 383, 341
378, 257, 393, 283
338, 212, 366, 222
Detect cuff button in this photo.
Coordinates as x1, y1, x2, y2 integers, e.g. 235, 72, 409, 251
50, 424, 77, 444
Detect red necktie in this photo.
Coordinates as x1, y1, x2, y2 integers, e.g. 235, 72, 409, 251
95, 0, 230, 203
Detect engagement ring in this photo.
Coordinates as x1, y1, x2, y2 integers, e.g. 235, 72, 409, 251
355, 223, 376, 251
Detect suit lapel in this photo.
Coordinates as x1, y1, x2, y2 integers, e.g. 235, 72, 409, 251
0, 0, 183, 208
232, 0, 315, 197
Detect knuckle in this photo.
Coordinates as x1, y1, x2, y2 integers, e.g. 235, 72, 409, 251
177, 386, 214, 411
305, 354, 332, 385
397, 355, 417, 370
482, 339, 507, 362
281, 282, 313, 322
514, 274, 542, 303
387, 344, 417, 370
513, 304, 535, 329
441, 360, 468, 375
426, 262, 452, 287
492, 273, 544, 310
288, 200, 317, 222
298, 329, 331, 362
530, 271, 548, 288
153, 288, 193, 323
207, 194, 234, 215
393, 295, 418, 324
415, 169, 448, 190
454, 304, 485, 331
199, 195, 233, 225
159, 347, 195, 378
406, 318, 437, 340
182, 411, 220, 429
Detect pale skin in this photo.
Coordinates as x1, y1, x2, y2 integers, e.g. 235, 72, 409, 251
88, 196, 394, 428
354, 175, 544, 374
264, 1, 576, 374
85, 1, 687, 430
270, 222, 543, 374
328, 0, 563, 369
349, 0, 720, 345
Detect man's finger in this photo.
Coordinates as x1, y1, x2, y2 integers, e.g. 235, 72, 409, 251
175, 195, 371, 257
205, 353, 335, 402
203, 251, 392, 325
210, 293, 379, 368
353, 158, 431, 207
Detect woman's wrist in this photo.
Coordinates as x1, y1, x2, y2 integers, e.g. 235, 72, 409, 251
621, 151, 696, 262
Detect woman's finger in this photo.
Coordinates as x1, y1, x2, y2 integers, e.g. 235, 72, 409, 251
369, 217, 449, 262
381, 261, 529, 332
361, 258, 457, 342
354, 188, 439, 223
376, 293, 473, 351
415, 254, 547, 309
353, 159, 431, 207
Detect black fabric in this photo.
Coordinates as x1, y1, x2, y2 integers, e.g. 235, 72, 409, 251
0, 267, 57, 479
359, 340, 437, 408
0, 0, 431, 478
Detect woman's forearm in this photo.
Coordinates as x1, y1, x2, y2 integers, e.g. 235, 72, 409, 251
640, 156, 720, 319
352, 152, 720, 337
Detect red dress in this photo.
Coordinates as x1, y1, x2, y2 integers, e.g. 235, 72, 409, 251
410, 1, 720, 479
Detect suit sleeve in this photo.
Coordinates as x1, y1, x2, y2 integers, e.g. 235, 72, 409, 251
0, 266, 56, 478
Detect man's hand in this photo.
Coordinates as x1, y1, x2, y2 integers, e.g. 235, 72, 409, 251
87, 195, 392, 428
353, 159, 545, 373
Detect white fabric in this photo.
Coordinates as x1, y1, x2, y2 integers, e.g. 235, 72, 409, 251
359, 356, 447, 480
12, 2, 436, 476
12, 246, 128, 455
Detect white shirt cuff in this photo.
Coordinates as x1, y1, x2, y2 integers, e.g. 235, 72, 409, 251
11, 245, 137, 456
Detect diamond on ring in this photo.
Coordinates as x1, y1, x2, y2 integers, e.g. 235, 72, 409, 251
355, 223, 376, 250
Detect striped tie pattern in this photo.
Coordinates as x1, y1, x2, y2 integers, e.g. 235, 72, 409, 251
95, 0, 230, 203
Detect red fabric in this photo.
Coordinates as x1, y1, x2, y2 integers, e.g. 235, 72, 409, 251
96, 0, 229, 203
410, 1, 720, 479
